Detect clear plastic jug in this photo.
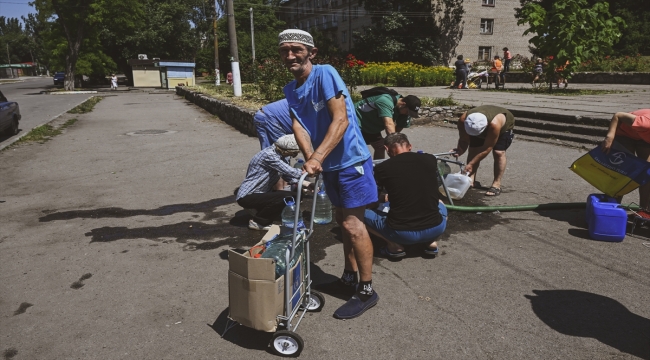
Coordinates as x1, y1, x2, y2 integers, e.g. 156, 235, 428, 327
439, 172, 471, 200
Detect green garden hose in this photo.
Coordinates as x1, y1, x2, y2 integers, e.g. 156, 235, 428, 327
446, 202, 640, 212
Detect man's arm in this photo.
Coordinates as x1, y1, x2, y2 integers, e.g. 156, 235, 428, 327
602, 112, 637, 154
304, 93, 349, 174
382, 117, 396, 135
453, 112, 470, 157
464, 117, 503, 174
291, 110, 313, 160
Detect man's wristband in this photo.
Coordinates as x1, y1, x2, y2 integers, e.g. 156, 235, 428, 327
309, 157, 322, 164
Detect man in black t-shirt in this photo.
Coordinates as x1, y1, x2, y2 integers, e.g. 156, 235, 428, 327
364, 133, 448, 258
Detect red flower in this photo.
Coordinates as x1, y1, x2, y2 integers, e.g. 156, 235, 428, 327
548, 55, 554, 60
625, 56, 629, 59
605, 55, 610, 59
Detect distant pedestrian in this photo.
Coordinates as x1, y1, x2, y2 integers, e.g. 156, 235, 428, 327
226, 72, 233, 86
490, 56, 504, 85
110, 74, 118, 90
532, 58, 544, 86
453, 55, 469, 89
502, 48, 512, 73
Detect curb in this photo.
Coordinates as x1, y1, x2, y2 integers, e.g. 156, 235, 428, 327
0, 96, 93, 152
48, 91, 98, 95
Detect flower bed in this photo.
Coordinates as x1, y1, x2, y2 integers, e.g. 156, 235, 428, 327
360, 62, 454, 87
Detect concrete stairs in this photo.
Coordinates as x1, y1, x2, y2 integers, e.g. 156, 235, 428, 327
433, 108, 609, 149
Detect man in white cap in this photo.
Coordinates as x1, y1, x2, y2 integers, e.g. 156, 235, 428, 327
278, 29, 379, 319
452, 105, 515, 196
236, 135, 313, 230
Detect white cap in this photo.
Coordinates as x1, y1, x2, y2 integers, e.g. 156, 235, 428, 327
275, 134, 299, 151
278, 29, 315, 47
464, 113, 488, 136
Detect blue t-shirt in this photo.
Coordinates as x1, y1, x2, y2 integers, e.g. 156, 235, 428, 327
283, 64, 369, 172
261, 99, 293, 134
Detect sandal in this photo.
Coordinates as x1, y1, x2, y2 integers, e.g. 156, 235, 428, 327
471, 181, 482, 189
485, 187, 501, 196
423, 246, 439, 256
380, 246, 406, 258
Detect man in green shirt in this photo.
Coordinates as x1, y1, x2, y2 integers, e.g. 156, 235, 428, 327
452, 105, 515, 197
355, 94, 421, 159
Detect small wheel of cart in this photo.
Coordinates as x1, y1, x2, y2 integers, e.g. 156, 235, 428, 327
477, 79, 482, 89
302, 290, 325, 312
270, 330, 304, 357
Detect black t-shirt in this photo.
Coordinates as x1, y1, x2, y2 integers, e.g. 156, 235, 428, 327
374, 152, 442, 230
455, 59, 467, 72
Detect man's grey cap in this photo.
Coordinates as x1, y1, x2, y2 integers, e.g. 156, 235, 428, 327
278, 29, 314, 47
275, 134, 300, 151
464, 112, 488, 136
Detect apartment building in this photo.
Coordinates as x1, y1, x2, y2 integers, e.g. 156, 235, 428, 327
278, 0, 372, 52
278, 0, 532, 60
454, 0, 533, 63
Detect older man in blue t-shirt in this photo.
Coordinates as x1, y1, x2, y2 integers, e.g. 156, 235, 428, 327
279, 29, 378, 319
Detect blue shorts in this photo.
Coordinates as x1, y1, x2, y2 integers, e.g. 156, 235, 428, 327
364, 202, 448, 245
322, 157, 377, 209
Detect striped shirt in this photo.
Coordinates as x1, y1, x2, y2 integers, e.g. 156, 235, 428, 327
236, 145, 303, 200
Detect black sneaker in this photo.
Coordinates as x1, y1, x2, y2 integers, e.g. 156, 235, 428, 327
333, 292, 379, 319
314, 279, 357, 297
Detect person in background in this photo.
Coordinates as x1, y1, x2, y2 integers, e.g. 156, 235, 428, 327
279, 29, 379, 319
601, 109, 650, 211
236, 135, 312, 231
555, 60, 569, 88
453, 55, 469, 89
111, 74, 118, 90
355, 93, 421, 159
364, 133, 447, 258
532, 58, 544, 86
490, 55, 504, 86
452, 105, 516, 197
503, 47, 512, 73
226, 71, 233, 86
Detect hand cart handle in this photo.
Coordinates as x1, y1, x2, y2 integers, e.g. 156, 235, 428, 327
290, 172, 320, 259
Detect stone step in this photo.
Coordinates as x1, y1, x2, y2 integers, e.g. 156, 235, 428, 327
508, 109, 610, 127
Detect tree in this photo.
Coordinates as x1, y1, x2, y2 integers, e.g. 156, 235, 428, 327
516, 0, 648, 56
517, 0, 624, 91
0, 17, 32, 64
32, 0, 143, 90
354, 0, 464, 65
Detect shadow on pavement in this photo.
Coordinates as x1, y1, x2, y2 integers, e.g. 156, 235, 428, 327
525, 289, 650, 359
209, 308, 273, 352
39, 195, 236, 222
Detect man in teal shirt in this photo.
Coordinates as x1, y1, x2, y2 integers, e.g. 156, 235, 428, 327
355, 94, 421, 159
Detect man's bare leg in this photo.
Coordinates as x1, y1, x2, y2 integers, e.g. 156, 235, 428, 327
492, 150, 507, 190
636, 147, 650, 209
371, 140, 386, 160
338, 206, 373, 282
367, 226, 403, 253
336, 207, 358, 272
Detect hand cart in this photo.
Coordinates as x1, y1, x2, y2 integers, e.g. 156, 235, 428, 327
223, 172, 325, 357
373, 151, 465, 205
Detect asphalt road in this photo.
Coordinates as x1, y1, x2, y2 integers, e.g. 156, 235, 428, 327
0, 77, 92, 145
1, 92, 648, 359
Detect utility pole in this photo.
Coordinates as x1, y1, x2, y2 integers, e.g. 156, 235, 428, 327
250, 7, 255, 82
213, 0, 220, 86
6, 43, 14, 79
348, 0, 351, 50
226, 0, 242, 96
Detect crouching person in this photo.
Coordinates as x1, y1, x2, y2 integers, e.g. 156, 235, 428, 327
364, 133, 448, 258
236, 135, 312, 230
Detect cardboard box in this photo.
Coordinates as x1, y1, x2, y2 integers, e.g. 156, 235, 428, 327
228, 225, 304, 332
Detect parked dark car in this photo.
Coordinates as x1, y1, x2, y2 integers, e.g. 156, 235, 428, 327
0, 91, 21, 136
53, 72, 65, 85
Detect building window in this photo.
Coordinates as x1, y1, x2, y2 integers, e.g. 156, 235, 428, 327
480, 19, 494, 34
478, 46, 492, 61
352, 6, 358, 18
482, 0, 495, 6
342, 30, 347, 43
306, 20, 310, 29
342, 10, 347, 21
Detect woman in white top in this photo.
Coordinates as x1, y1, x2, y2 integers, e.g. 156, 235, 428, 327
110, 74, 118, 90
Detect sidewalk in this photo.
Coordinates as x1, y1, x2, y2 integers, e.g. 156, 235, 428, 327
0, 92, 648, 359
368, 83, 650, 120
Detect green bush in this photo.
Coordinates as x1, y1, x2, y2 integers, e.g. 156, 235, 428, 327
575, 54, 650, 72
360, 62, 454, 87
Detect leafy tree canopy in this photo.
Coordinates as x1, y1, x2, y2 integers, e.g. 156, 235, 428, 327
517, 0, 624, 91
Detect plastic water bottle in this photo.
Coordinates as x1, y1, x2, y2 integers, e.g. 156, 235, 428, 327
314, 190, 332, 224
294, 159, 304, 169
281, 198, 304, 229
417, 150, 424, 154
437, 161, 451, 177
261, 234, 304, 279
